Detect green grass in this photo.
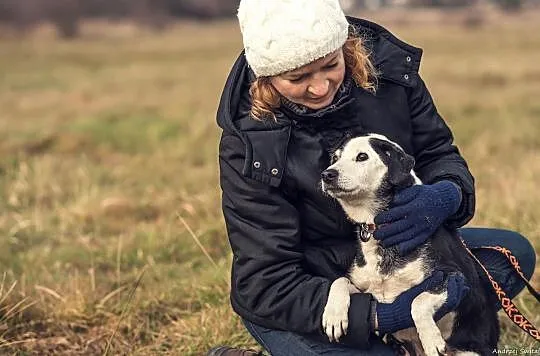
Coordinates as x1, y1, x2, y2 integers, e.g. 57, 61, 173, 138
0, 15, 539, 355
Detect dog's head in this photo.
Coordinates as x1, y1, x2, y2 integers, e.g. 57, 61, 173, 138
321, 134, 415, 202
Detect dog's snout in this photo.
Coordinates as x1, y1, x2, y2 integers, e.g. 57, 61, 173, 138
321, 169, 339, 184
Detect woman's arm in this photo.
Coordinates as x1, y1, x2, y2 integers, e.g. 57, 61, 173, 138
219, 132, 373, 348
408, 76, 475, 228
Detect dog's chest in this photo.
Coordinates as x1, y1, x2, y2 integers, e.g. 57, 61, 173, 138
348, 240, 427, 303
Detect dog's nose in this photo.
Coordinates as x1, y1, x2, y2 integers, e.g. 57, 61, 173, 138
321, 169, 339, 184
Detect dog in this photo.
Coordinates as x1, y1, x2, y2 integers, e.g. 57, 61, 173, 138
320, 134, 499, 356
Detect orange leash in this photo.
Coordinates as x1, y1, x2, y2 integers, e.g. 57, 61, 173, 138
459, 237, 540, 342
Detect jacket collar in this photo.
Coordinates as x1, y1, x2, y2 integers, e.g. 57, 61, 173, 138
279, 74, 355, 122
347, 17, 422, 87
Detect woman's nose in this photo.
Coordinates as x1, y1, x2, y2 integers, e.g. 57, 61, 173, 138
307, 77, 329, 97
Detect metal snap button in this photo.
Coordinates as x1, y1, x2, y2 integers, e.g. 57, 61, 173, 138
404, 74, 409, 80
253, 161, 261, 169
271, 168, 279, 175
406, 56, 411, 62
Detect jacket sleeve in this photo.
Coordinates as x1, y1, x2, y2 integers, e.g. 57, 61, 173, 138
219, 132, 373, 348
408, 76, 475, 228
303, 242, 357, 280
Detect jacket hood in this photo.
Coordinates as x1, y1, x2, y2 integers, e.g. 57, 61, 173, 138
216, 17, 423, 136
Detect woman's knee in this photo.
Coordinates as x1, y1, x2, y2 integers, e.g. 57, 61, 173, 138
241, 319, 394, 355
242, 319, 275, 354
501, 230, 536, 281
460, 228, 536, 280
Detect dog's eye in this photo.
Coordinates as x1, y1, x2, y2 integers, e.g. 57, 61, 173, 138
356, 153, 368, 162
331, 149, 342, 164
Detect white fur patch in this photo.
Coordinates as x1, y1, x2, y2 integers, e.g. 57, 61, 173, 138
348, 240, 427, 303
322, 277, 351, 342
411, 292, 447, 356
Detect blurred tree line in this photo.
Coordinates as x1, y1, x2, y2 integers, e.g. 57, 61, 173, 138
0, 0, 529, 38
0, 0, 239, 38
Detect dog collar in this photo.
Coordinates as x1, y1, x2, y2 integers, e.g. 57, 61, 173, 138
355, 223, 377, 242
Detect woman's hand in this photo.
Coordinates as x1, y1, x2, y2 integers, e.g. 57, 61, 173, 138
373, 180, 462, 256
374, 271, 470, 335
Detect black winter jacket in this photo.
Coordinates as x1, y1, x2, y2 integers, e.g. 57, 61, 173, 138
216, 17, 475, 349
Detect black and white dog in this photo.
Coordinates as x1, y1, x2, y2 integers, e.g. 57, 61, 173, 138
320, 134, 499, 356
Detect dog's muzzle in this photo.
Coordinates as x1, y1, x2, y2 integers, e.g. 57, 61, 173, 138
321, 169, 339, 185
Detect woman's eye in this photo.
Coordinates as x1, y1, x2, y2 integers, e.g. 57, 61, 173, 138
325, 62, 338, 69
356, 153, 368, 162
288, 75, 305, 83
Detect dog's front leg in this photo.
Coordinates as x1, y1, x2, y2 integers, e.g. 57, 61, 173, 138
410, 291, 448, 356
322, 277, 355, 342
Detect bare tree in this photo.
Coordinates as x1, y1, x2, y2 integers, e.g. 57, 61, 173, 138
0, 0, 241, 37
132, 0, 171, 32
47, 0, 81, 39
0, 0, 40, 33
167, 0, 237, 19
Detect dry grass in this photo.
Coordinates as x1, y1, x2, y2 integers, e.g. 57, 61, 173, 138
0, 13, 539, 355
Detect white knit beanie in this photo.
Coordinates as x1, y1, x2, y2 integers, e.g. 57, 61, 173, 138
237, 0, 350, 77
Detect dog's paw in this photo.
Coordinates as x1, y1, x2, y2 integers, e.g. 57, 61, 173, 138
322, 278, 351, 342
436, 343, 448, 356
322, 300, 349, 342
423, 338, 447, 356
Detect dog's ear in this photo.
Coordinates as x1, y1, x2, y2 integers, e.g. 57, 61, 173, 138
369, 137, 415, 189
329, 131, 355, 162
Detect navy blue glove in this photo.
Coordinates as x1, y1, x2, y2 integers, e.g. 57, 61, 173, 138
434, 272, 471, 321
375, 271, 470, 335
373, 180, 462, 256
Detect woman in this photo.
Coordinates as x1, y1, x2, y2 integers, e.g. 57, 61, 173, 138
211, 0, 536, 355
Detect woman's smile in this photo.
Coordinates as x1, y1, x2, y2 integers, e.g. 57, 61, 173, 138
309, 90, 332, 103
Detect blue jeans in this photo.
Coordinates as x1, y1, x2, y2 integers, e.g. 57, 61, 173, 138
242, 228, 537, 355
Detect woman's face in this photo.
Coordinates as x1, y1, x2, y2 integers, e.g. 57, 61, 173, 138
270, 49, 346, 110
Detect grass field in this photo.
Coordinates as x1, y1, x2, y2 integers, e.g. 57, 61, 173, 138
0, 13, 539, 355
